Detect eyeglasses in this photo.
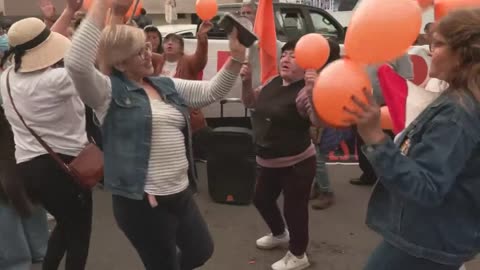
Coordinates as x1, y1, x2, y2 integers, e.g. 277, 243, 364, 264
137, 42, 153, 60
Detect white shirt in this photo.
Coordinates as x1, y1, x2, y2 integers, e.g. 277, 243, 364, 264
161, 61, 178, 77
143, 99, 189, 196
0, 66, 88, 163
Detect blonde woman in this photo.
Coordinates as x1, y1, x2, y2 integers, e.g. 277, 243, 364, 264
64, 0, 246, 269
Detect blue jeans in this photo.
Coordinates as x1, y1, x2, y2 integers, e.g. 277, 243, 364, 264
313, 144, 331, 193
0, 204, 48, 270
364, 241, 462, 270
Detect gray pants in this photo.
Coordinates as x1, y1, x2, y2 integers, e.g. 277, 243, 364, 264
313, 144, 331, 193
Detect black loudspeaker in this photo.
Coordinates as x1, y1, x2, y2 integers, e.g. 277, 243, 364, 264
207, 127, 256, 205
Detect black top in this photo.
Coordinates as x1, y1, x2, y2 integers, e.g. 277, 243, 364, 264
251, 76, 311, 159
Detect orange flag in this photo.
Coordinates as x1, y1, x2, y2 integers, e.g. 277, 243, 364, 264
253, 0, 278, 83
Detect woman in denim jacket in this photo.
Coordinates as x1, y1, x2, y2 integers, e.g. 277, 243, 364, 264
345, 9, 480, 270
64, 0, 246, 269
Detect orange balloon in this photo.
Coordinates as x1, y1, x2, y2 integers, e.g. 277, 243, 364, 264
417, 0, 434, 9
435, 0, 480, 20
196, 0, 218, 21
380, 106, 393, 130
312, 59, 372, 128
294, 33, 330, 70
345, 0, 422, 64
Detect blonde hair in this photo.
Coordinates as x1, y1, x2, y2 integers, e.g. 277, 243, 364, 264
98, 24, 146, 75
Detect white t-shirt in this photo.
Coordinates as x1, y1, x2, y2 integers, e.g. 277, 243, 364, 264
0, 66, 88, 163
161, 61, 178, 78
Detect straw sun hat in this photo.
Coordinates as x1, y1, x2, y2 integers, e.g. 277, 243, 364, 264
7, 17, 71, 73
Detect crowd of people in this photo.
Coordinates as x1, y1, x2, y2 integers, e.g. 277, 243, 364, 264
0, 0, 479, 270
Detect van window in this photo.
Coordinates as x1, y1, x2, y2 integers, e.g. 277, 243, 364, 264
309, 10, 339, 40
276, 8, 307, 41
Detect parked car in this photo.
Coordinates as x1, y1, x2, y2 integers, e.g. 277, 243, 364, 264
193, 2, 345, 43
157, 24, 197, 38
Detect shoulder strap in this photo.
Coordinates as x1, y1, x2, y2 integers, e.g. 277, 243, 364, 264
5, 70, 71, 173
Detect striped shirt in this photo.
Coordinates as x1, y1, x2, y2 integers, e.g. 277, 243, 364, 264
144, 99, 189, 195
65, 18, 238, 196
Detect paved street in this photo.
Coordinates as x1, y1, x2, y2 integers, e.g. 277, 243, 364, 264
32, 163, 480, 270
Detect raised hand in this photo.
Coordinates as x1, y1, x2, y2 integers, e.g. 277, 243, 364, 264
111, 0, 134, 16
198, 20, 213, 35
228, 27, 246, 62
304, 69, 317, 97
66, 0, 83, 12
39, 0, 56, 21
240, 63, 252, 82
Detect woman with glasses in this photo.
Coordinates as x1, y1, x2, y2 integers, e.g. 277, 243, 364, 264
64, 0, 246, 269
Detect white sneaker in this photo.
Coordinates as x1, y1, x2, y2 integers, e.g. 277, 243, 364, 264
271, 251, 310, 270
256, 230, 290, 249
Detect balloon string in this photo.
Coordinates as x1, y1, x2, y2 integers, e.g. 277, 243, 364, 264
128, 0, 140, 24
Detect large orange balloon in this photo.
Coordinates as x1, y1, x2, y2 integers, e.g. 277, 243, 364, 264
196, 0, 218, 21
345, 0, 422, 64
295, 33, 330, 70
380, 106, 393, 130
435, 0, 480, 20
312, 59, 372, 128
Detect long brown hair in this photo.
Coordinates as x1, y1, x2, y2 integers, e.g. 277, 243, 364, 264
436, 8, 480, 102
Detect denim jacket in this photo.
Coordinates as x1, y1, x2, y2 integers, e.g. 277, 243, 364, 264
102, 71, 196, 200
364, 90, 480, 265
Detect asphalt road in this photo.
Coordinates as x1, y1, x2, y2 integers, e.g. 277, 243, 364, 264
32, 163, 480, 270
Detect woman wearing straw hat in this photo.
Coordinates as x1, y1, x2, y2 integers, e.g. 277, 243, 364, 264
0, 1, 93, 270
64, 0, 246, 268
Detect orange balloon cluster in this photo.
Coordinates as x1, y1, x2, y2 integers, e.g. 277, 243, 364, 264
309, 0, 422, 127
345, 0, 422, 64
312, 59, 372, 127
294, 33, 330, 70
434, 0, 480, 20
196, 0, 218, 21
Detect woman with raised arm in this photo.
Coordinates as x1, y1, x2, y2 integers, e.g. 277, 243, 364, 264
64, 0, 246, 269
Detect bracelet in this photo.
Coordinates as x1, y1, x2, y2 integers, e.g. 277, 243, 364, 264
231, 57, 247, 64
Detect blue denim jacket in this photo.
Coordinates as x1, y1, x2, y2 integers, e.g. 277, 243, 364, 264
364, 90, 480, 265
102, 71, 196, 200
